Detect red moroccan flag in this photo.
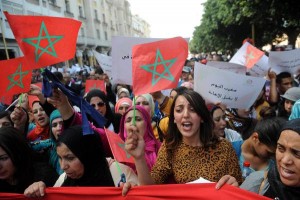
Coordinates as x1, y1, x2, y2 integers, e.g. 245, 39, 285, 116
105, 129, 134, 164
245, 44, 265, 68
132, 37, 188, 95
230, 42, 264, 69
0, 57, 32, 102
0, 96, 14, 106
4, 11, 81, 69
85, 80, 106, 94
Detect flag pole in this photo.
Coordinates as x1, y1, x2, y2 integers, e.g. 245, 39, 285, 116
0, 11, 10, 60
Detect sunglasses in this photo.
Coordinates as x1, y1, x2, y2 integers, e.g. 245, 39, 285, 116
91, 102, 105, 108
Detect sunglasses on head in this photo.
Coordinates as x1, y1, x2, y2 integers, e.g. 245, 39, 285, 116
91, 102, 105, 108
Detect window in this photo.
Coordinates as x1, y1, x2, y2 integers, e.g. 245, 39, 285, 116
96, 29, 101, 39
79, 6, 84, 17
65, 0, 71, 12
81, 27, 85, 37
104, 31, 108, 40
102, 14, 106, 23
94, 9, 98, 20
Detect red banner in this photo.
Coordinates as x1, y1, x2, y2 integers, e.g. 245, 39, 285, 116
132, 37, 188, 95
85, 80, 106, 94
0, 183, 270, 200
4, 11, 81, 69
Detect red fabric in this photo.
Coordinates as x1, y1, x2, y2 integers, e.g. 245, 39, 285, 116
105, 129, 134, 164
27, 125, 50, 142
0, 184, 271, 200
33, 82, 42, 89
245, 44, 264, 69
0, 57, 32, 100
132, 37, 188, 95
4, 11, 81, 69
27, 95, 40, 110
85, 80, 106, 94
0, 95, 13, 106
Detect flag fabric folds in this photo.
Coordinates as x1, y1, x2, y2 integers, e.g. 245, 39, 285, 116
132, 37, 188, 95
42, 69, 106, 134
230, 42, 264, 69
105, 129, 134, 164
0, 57, 32, 101
0, 183, 271, 200
85, 80, 106, 94
4, 11, 81, 69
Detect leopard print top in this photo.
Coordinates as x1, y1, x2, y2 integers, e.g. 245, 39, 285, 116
151, 139, 243, 184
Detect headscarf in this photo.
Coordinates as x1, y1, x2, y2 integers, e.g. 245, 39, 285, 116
119, 105, 161, 171
85, 89, 115, 129
27, 101, 49, 142
49, 110, 62, 140
115, 97, 132, 113
117, 88, 130, 99
135, 93, 155, 117
180, 81, 194, 90
57, 125, 114, 186
289, 99, 300, 120
263, 119, 300, 199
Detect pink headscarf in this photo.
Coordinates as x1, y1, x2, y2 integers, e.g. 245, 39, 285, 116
180, 81, 194, 89
119, 105, 161, 171
114, 97, 132, 113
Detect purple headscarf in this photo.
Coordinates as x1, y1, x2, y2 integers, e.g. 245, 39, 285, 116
119, 105, 161, 171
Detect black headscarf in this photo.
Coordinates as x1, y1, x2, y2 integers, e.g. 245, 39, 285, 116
264, 119, 300, 199
85, 89, 121, 132
57, 125, 114, 186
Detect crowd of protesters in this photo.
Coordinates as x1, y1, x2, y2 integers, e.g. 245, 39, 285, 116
0, 48, 299, 200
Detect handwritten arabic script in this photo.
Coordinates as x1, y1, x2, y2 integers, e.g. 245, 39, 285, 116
209, 83, 238, 101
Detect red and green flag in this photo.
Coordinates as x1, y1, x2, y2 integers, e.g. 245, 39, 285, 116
230, 42, 264, 69
0, 57, 32, 102
105, 129, 134, 164
85, 80, 106, 94
4, 11, 81, 69
132, 37, 188, 95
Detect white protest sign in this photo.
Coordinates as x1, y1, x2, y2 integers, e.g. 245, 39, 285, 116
269, 48, 300, 74
207, 61, 246, 74
111, 36, 189, 85
247, 55, 269, 77
194, 62, 266, 109
93, 50, 112, 77
112, 36, 163, 85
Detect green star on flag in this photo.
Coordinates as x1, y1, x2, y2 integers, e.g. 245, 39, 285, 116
4, 11, 81, 70
141, 49, 176, 86
132, 37, 188, 95
7, 64, 29, 91
22, 21, 63, 62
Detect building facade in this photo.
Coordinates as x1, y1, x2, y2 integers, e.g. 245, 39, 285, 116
0, 0, 150, 66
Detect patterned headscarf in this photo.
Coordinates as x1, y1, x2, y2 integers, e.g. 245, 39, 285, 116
119, 105, 161, 171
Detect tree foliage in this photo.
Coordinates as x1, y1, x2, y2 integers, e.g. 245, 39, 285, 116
190, 0, 300, 54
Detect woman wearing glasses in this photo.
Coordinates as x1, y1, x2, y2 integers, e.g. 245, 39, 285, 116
85, 89, 121, 133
